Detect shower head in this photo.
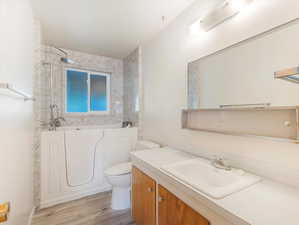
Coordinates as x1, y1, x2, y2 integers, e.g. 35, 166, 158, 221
52, 46, 76, 64
61, 57, 75, 64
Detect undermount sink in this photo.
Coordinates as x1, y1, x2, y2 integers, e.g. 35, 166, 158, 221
161, 158, 261, 199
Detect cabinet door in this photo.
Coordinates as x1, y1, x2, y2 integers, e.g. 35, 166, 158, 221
158, 185, 210, 225
132, 167, 156, 225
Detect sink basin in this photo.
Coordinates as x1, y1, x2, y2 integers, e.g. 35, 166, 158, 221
161, 158, 261, 199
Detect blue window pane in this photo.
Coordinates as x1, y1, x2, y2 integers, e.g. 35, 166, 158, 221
90, 74, 107, 111
66, 70, 88, 112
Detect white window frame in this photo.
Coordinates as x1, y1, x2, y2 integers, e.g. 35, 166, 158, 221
64, 68, 111, 115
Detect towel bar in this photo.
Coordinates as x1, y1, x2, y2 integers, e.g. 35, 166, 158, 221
0, 82, 35, 101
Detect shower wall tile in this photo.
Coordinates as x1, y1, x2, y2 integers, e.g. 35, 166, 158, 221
40, 45, 124, 126
123, 48, 139, 125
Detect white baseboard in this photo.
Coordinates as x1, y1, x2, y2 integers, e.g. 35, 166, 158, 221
40, 186, 112, 209
27, 206, 36, 225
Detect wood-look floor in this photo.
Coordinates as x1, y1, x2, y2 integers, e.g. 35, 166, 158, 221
32, 192, 134, 225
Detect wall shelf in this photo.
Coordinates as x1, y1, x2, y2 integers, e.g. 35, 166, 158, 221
0, 82, 35, 101
182, 106, 299, 142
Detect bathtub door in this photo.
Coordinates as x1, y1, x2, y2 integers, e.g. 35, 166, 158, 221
64, 129, 104, 187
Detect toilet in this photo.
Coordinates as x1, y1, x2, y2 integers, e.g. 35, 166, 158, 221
104, 140, 160, 210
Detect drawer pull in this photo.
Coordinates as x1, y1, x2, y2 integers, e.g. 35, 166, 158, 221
147, 187, 153, 192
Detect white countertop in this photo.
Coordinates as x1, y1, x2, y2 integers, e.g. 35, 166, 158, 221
131, 147, 299, 225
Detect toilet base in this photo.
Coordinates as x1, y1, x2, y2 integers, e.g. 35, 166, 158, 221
111, 187, 131, 210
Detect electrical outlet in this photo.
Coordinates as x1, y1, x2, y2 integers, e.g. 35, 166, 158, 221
0, 203, 10, 223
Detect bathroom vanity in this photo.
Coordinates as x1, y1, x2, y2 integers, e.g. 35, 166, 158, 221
132, 166, 210, 225
131, 148, 299, 225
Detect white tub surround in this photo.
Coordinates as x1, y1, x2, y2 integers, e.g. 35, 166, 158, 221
40, 127, 137, 208
131, 148, 299, 225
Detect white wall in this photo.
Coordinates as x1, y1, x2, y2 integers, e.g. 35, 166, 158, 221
0, 0, 35, 224
141, 0, 299, 188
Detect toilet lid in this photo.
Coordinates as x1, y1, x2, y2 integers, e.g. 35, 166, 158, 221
105, 162, 132, 176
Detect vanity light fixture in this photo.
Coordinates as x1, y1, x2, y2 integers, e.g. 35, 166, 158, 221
190, 0, 253, 35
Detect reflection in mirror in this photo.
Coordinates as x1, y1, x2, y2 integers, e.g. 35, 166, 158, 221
275, 67, 299, 84
187, 19, 299, 109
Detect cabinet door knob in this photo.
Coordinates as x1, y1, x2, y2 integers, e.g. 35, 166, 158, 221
158, 196, 164, 202
147, 187, 153, 192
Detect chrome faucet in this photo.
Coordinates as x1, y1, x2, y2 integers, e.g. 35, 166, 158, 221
211, 156, 232, 171
49, 116, 65, 130
48, 104, 65, 131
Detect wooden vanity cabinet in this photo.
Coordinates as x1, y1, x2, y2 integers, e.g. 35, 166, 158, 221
132, 166, 156, 225
132, 167, 210, 225
158, 185, 210, 225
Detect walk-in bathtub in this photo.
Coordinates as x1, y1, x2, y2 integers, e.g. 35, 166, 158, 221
40, 125, 137, 208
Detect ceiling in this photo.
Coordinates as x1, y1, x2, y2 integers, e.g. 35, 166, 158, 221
31, 0, 195, 58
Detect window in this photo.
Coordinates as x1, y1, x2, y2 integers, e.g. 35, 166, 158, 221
65, 68, 110, 114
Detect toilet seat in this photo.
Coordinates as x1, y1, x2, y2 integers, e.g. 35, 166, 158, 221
104, 162, 132, 176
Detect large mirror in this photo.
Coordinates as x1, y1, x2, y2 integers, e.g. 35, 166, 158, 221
188, 20, 299, 109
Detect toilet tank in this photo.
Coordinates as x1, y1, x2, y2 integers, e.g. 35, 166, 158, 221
135, 140, 160, 151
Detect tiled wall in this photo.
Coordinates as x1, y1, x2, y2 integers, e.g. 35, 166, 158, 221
39, 45, 124, 127
123, 48, 140, 125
